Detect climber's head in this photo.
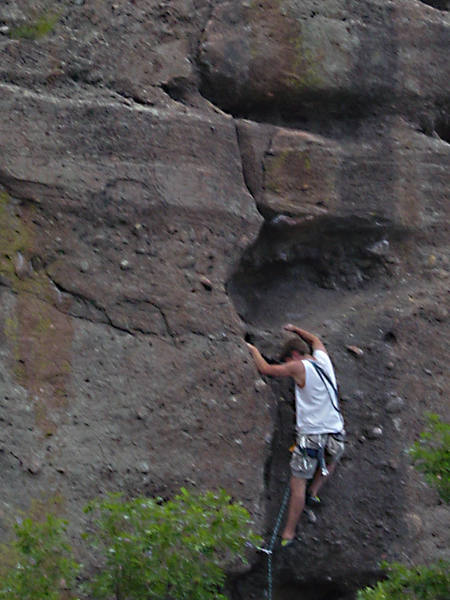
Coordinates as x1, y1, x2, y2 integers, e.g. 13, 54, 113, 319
279, 338, 309, 362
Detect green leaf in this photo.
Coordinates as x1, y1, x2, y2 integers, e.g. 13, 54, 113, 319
410, 413, 450, 503
82, 488, 256, 600
357, 561, 450, 599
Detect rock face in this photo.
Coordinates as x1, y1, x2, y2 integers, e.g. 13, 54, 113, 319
0, 1, 449, 598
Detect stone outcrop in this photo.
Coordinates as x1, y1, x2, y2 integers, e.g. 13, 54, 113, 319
200, 1, 449, 121
0, 1, 448, 598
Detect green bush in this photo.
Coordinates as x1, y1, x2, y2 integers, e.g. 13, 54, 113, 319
83, 488, 259, 600
357, 561, 450, 600
0, 488, 257, 600
410, 413, 450, 503
0, 514, 79, 600
357, 414, 450, 600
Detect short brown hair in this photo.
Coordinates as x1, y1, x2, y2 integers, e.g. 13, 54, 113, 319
279, 338, 310, 361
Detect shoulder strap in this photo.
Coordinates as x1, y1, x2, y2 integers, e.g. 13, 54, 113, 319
306, 360, 342, 417
307, 361, 338, 397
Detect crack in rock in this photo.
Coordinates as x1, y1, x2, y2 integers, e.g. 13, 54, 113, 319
119, 297, 177, 344
0, 166, 62, 205
47, 276, 177, 345
46, 275, 132, 336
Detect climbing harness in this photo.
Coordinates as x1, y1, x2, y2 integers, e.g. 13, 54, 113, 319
296, 435, 329, 477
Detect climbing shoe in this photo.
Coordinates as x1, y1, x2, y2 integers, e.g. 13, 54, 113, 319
306, 494, 321, 507
281, 535, 302, 548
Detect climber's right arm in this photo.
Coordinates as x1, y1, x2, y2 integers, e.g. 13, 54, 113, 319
283, 324, 327, 353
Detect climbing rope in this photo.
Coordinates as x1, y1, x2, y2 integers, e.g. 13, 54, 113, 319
264, 481, 291, 600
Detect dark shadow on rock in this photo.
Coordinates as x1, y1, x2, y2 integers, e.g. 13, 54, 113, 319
227, 216, 401, 328
418, 0, 449, 10
435, 114, 450, 143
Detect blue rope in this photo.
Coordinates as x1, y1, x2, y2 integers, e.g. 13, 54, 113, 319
265, 482, 291, 599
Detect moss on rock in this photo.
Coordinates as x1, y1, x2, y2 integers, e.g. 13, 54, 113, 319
1, 191, 73, 434
245, 0, 323, 98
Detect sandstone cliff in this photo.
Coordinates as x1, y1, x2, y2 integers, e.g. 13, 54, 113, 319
0, 1, 448, 598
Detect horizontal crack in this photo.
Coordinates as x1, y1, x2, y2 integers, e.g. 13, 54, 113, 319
0, 167, 62, 204
47, 277, 177, 345
105, 84, 161, 108
46, 274, 124, 329
0, 80, 165, 115
0, 257, 177, 344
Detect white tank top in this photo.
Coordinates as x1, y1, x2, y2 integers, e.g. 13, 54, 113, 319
294, 350, 344, 434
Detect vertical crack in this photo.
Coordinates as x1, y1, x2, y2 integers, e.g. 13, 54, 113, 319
233, 119, 275, 221
234, 120, 258, 207
152, 302, 176, 345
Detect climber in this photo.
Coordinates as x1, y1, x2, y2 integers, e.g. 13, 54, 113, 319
246, 324, 345, 547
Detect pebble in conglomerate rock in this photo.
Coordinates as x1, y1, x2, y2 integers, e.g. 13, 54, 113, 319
138, 461, 150, 474
386, 395, 405, 413
254, 378, 267, 393
136, 406, 147, 420
367, 239, 390, 256
27, 456, 42, 475
366, 426, 383, 439
406, 512, 423, 537
199, 275, 213, 290
346, 345, 364, 357
392, 417, 402, 432
14, 252, 30, 279
305, 508, 317, 524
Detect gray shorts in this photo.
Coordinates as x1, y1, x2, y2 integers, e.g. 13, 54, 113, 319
290, 432, 345, 479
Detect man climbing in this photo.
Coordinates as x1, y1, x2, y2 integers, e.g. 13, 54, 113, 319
246, 324, 345, 547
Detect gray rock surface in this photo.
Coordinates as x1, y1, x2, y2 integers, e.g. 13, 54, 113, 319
0, 1, 449, 598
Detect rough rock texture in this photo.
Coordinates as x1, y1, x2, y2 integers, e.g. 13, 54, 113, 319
0, 1, 449, 599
